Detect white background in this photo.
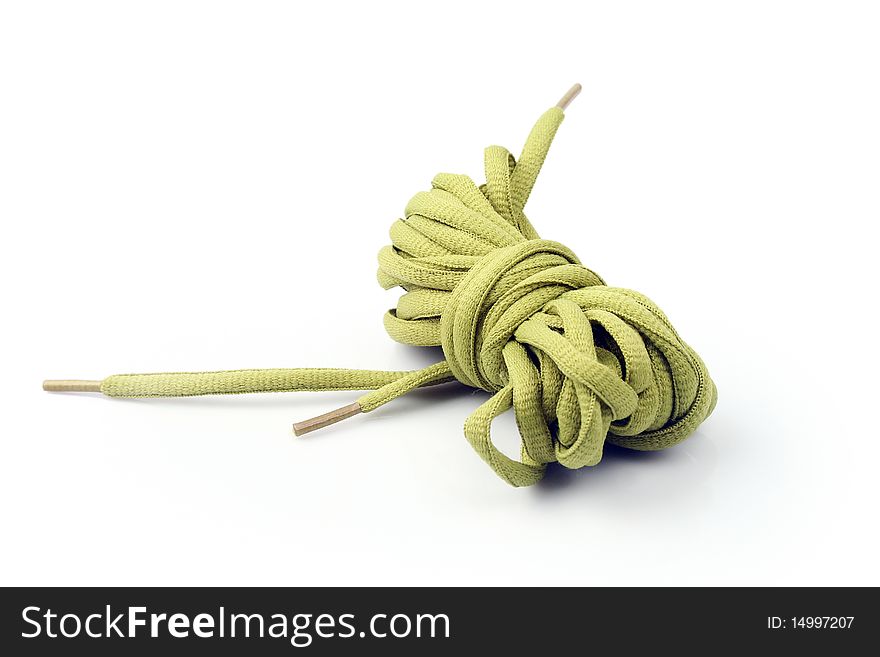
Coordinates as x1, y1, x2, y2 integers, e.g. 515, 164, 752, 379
1, 1, 878, 586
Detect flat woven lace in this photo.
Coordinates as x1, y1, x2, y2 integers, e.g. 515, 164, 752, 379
63, 102, 717, 486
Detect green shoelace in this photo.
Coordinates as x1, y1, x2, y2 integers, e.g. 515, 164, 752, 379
45, 84, 717, 487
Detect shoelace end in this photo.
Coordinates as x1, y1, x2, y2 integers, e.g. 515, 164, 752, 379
293, 402, 362, 437
43, 379, 103, 393
556, 83, 582, 110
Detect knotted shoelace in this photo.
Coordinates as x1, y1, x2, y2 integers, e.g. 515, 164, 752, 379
45, 85, 717, 487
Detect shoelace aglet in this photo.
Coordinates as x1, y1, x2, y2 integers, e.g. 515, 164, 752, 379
293, 402, 362, 437
43, 379, 103, 393
556, 83, 582, 110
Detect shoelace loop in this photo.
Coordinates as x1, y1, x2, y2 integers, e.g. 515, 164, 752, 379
374, 103, 716, 485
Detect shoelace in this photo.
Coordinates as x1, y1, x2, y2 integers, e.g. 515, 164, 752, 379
45, 84, 717, 487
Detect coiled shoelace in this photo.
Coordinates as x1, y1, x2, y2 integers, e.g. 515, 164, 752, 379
45, 85, 717, 487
